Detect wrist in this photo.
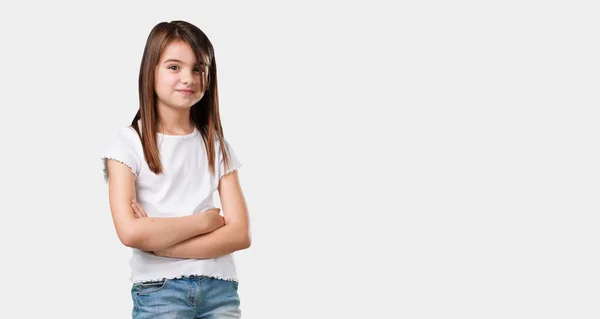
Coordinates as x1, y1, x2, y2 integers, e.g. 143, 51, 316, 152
191, 212, 210, 234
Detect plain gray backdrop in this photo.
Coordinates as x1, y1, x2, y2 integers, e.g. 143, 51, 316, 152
0, 1, 598, 318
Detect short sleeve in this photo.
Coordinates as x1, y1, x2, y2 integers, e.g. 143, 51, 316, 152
217, 137, 242, 180
101, 128, 141, 183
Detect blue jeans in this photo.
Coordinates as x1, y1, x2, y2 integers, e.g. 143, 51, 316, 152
131, 275, 241, 318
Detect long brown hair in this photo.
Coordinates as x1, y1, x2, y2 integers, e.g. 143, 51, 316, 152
131, 20, 231, 176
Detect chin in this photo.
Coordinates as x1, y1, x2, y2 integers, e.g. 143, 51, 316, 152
178, 104, 195, 110
166, 103, 194, 110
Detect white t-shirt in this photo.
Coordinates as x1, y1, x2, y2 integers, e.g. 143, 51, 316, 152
101, 122, 242, 283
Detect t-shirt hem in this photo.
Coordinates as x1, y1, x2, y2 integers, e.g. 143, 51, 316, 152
132, 273, 239, 284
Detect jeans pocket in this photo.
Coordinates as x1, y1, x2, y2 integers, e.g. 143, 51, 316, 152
133, 278, 169, 296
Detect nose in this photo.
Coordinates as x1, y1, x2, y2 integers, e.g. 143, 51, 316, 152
181, 72, 195, 85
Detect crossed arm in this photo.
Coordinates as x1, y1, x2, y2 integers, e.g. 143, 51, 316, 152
106, 160, 251, 259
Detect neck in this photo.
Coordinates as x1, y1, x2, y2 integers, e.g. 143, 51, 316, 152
156, 105, 194, 135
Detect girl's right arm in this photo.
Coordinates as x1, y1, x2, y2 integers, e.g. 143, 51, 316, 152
106, 159, 224, 251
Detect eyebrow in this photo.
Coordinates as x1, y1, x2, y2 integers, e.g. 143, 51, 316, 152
163, 59, 206, 66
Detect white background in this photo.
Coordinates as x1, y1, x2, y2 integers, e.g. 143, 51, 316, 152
0, 1, 598, 318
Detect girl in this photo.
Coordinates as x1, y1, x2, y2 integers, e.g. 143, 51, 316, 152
101, 20, 250, 319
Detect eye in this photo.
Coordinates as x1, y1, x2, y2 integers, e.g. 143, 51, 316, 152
193, 67, 201, 73
168, 65, 180, 71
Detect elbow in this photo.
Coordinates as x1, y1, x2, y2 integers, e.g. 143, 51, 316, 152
230, 224, 251, 250
119, 227, 157, 251
227, 222, 251, 250
235, 223, 251, 249
117, 225, 144, 249
118, 229, 138, 248
240, 233, 251, 249
240, 239, 251, 250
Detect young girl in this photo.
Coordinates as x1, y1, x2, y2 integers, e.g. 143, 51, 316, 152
101, 20, 250, 318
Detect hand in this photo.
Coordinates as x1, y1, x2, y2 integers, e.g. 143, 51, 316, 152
203, 208, 225, 233
132, 198, 148, 219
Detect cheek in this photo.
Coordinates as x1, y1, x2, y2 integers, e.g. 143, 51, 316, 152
156, 75, 178, 91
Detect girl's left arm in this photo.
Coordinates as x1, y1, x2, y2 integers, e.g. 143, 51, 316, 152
153, 170, 251, 259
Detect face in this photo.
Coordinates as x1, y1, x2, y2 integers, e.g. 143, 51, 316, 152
154, 40, 207, 111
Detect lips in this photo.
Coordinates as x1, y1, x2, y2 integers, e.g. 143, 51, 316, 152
176, 89, 195, 96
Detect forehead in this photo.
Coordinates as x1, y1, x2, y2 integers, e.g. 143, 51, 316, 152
160, 40, 208, 65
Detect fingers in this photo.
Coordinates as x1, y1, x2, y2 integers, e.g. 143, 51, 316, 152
207, 207, 221, 214
132, 200, 141, 218
132, 198, 148, 218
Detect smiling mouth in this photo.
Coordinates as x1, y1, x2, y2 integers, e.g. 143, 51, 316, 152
177, 90, 195, 96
